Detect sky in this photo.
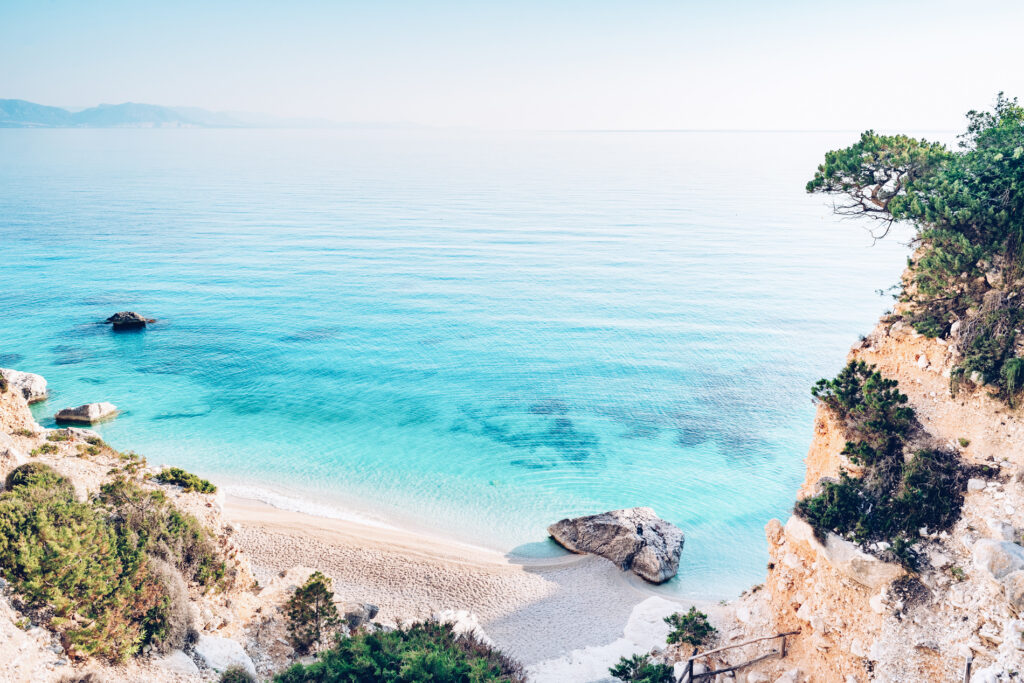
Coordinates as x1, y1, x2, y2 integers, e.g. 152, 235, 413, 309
2, 0, 1023, 131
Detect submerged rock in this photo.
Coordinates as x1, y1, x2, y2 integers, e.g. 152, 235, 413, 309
54, 402, 118, 425
104, 311, 155, 329
0, 368, 48, 403
547, 507, 684, 583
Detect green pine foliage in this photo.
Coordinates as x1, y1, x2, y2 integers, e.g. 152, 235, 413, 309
0, 465, 222, 661
808, 94, 1024, 403
284, 571, 342, 654
273, 621, 526, 683
797, 363, 970, 567
609, 654, 675, 683
220, 666, 257, 683
153, 467, 217, 494
664, 607, 716, 648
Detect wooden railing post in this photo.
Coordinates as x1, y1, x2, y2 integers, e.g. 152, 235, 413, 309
781, 634, 787, 658
964, 656, 973, 683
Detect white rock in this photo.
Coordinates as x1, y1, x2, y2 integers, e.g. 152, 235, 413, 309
152, 650, 200, 676
988, 519, 1016, 542
916, 354, 929, 369
54, 402, 118, 425
0, 368, 48, 403
869, 592, 887, 614
971, 666, 1001, 683
785, 516, 903, 589
849, 638, 867, 657
968, 479, 987, 492
974, 540, 1024, 580
0, 432, 27, 482
193, 635, 256, 676
747, 672, 770, 683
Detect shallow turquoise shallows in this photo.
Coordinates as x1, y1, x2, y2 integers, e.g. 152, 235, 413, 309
0, 129, 911, 599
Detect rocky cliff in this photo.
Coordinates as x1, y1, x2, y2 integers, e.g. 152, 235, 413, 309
718, 313, 1024, 682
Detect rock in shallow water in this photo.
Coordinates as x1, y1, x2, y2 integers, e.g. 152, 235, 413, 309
104, 311, 155, 329
54, 402, 118, 424
547, 507, 684, 583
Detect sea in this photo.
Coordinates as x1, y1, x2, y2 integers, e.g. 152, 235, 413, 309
0, 128, 913, 599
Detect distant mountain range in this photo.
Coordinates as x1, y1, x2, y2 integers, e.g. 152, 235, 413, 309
0, 99, 369, 129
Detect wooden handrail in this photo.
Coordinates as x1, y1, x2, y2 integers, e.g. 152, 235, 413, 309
686, 630, 800, 660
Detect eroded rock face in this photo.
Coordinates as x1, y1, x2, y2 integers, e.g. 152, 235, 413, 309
547, 507, 684, 583
54, 402, 118, 424
105, 311, 155, 329
0, 368, 48, 404
785, 516, 904, 589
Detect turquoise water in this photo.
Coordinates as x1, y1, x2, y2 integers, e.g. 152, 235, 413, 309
0, 129, 910, 598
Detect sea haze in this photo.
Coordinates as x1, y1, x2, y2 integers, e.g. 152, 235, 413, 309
0, 128, 911, 598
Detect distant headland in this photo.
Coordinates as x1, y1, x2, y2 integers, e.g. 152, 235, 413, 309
0, 99, 416, 129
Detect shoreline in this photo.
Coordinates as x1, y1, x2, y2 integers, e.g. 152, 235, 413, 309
225, 494, 699, 666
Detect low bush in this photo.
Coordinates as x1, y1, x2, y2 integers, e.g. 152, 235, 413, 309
220, 667, 257, 683
273, 621, 526, 683
153, 467, 217, 494
30, 443, 58, 456
285, 571, 341, 654
0, 374, 7, 393
609, 654, 675, 683
47, 432, 71, 442
664, 607, 716, 648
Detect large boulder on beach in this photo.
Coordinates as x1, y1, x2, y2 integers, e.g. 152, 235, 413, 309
55, 402, 118, 424
0, 368, 48, 403
547, 507, 684, 583
105, 311, 155, 329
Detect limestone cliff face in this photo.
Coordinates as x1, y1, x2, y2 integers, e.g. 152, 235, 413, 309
730, 315, 1024, 682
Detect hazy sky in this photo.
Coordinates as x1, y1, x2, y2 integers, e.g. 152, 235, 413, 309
2, 0, 1023, 130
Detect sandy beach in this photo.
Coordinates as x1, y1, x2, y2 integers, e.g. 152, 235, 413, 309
225, 495, 687, 666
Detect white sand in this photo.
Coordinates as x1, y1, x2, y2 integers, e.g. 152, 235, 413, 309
225, 495, 687, 666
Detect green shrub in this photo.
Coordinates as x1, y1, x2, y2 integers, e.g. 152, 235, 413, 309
798, 365, 969, 567
664, 607, 716, 648
285, 571, 341, 654
0, 374, 7, 393
609, 654, 675, 683
97, 478, 225, 587
4, 462, 75, 497
0, 468, 144, 661
811, 361, 912, 451
220, 667, 257, 683
1002, 357, 1024, 404
273, 621, 526, 683
47, 431, 70, 442
30, 443, 58, 456
153, 467, 217, 494
12, 428, 37, 437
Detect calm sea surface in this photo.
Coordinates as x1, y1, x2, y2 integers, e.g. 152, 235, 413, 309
0, 129, 911, 598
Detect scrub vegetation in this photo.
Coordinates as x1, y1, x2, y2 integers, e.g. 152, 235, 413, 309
0, 464, 225, 662
808, 94, 1024, 405
796, 361, 976, 567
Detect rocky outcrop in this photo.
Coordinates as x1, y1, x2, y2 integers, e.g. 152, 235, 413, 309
784, 516, 904, 589
193, 635, 257, 676
0, 431, 27, 483
548, 507, 684, 583
54, 402, 118, 424
105, 311, 156, 329
0, 367, 47, 403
